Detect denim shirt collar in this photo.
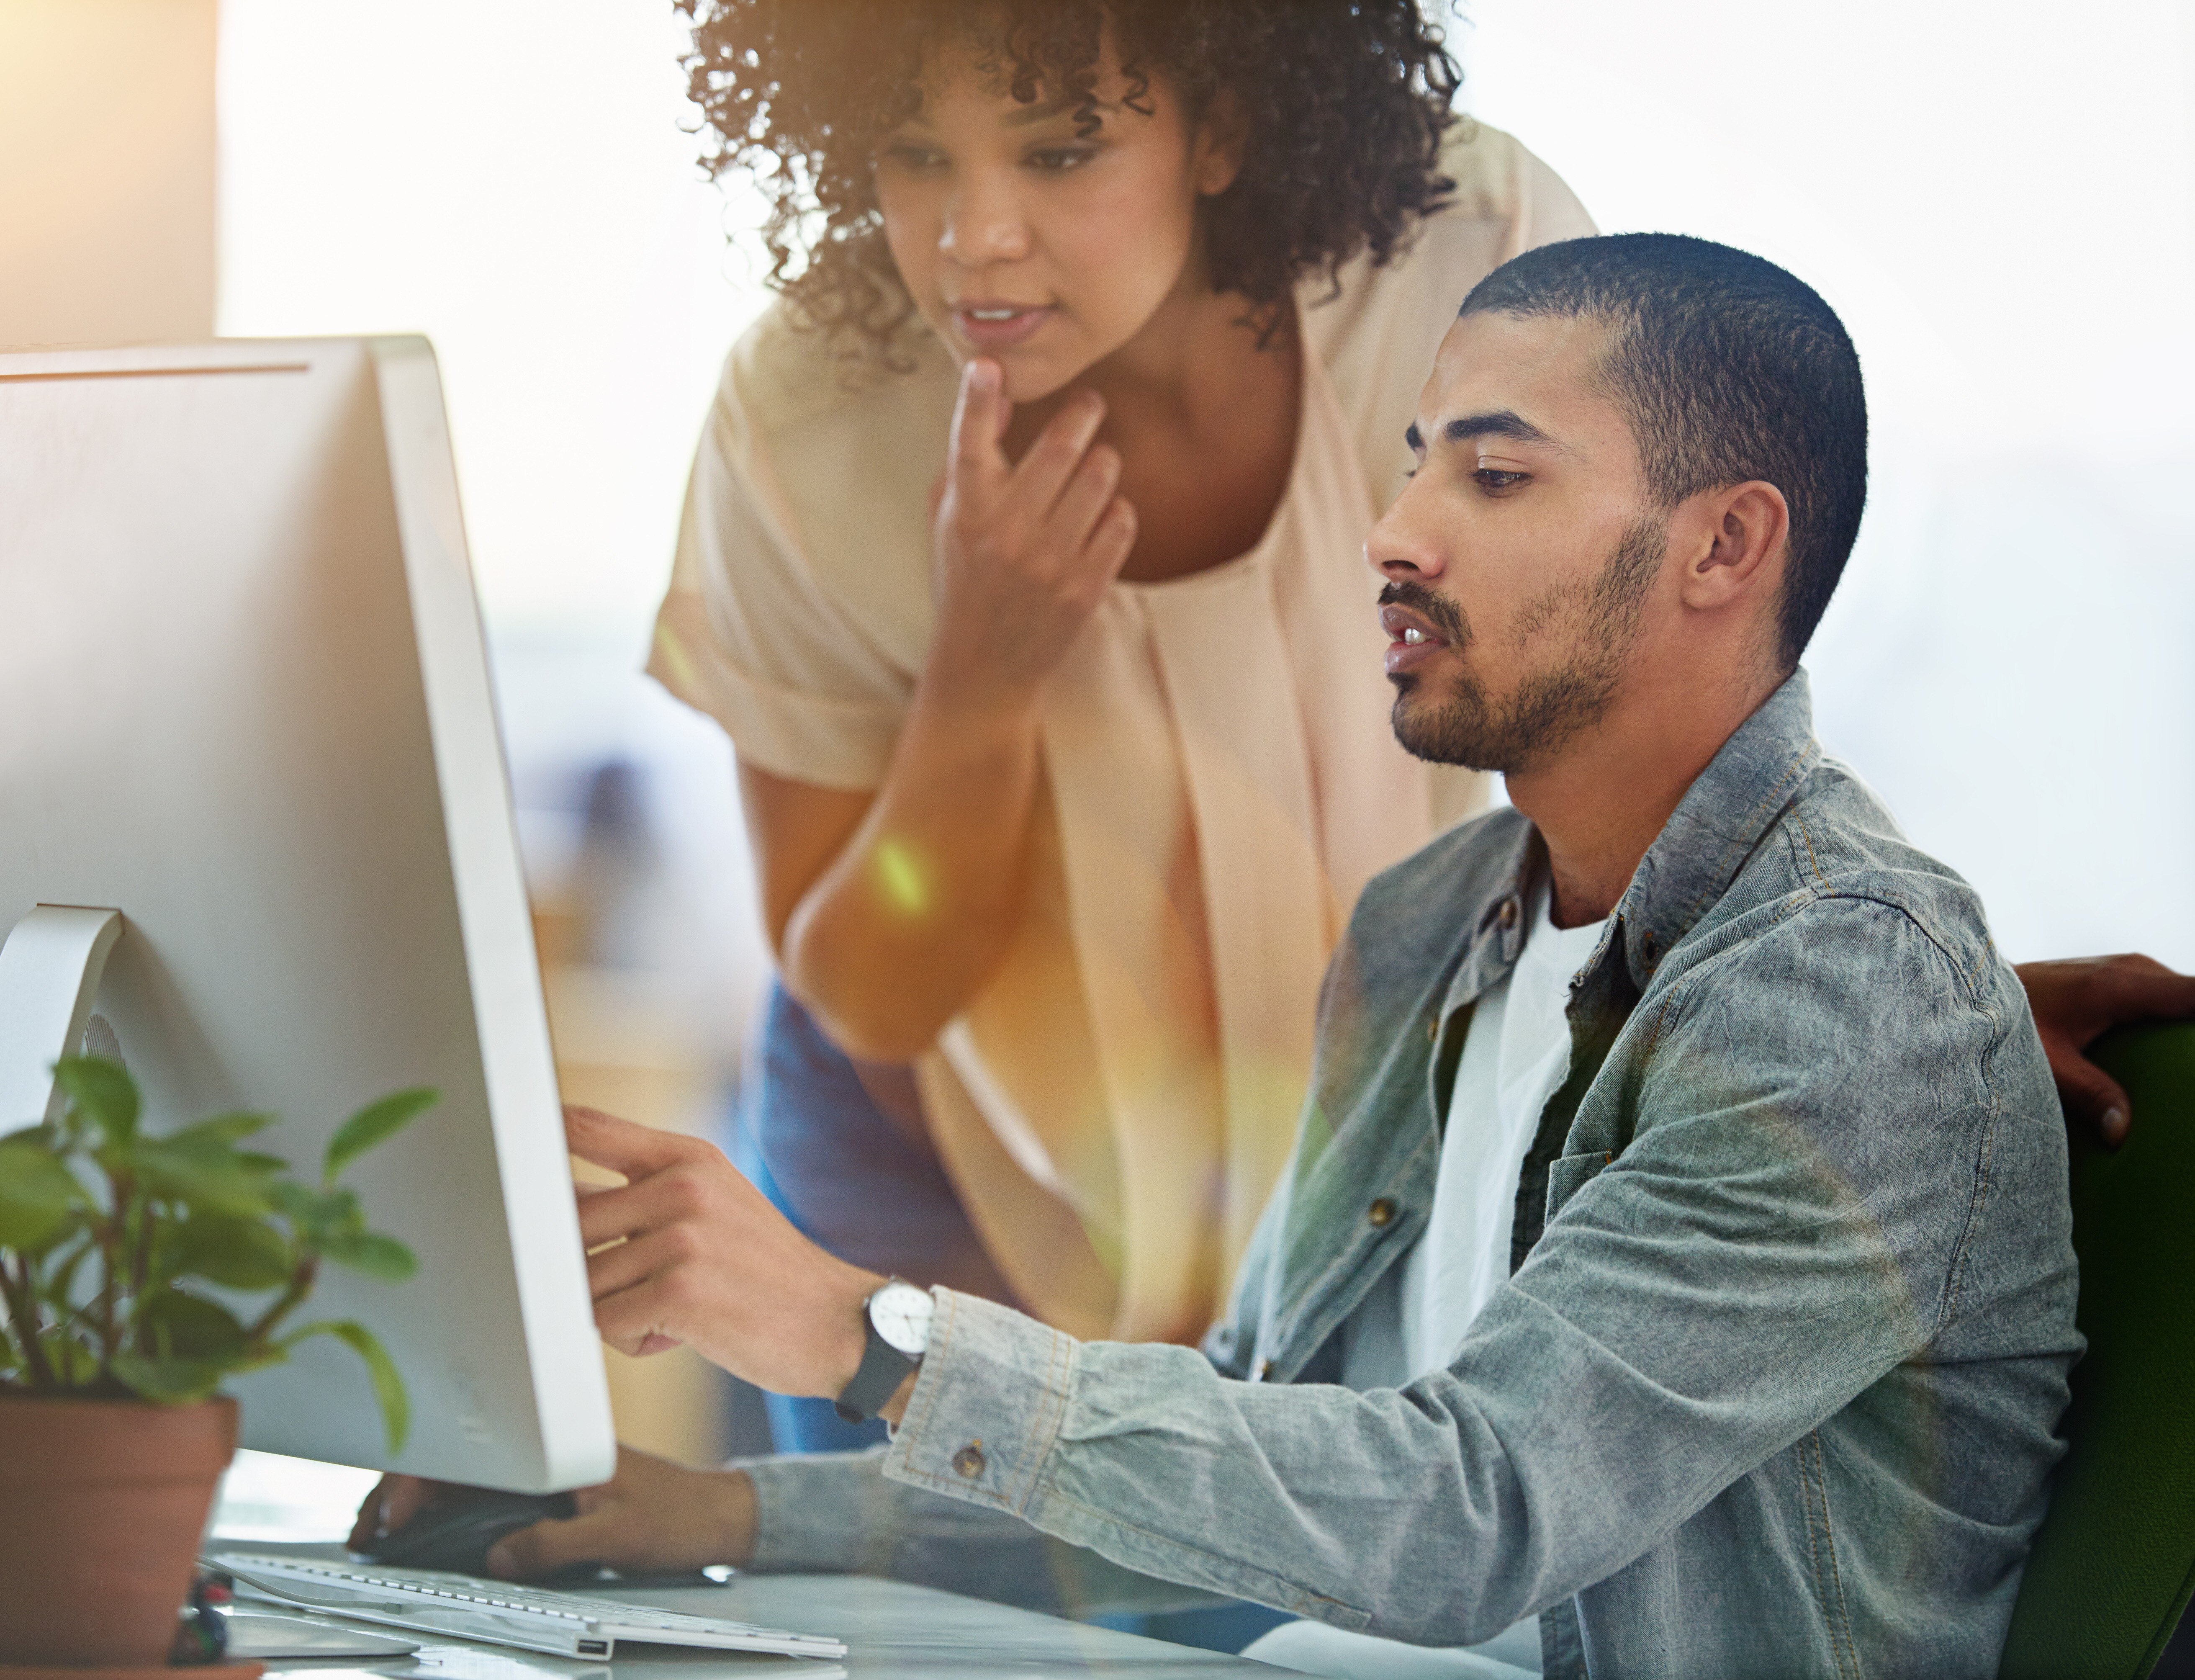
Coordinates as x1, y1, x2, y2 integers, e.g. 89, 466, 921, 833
1438, 669, 1821, 1018
1611, 669, 1821, 989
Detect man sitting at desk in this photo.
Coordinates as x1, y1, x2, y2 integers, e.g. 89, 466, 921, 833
362, 234, 2083, 1678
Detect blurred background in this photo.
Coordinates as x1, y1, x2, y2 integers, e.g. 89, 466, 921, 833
5, 0, 2191, 1523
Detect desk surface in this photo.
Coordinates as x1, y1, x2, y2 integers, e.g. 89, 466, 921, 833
206, 1542, 1274, 1679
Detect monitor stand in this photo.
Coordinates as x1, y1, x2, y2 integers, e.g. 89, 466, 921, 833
0, 904, 123, 1127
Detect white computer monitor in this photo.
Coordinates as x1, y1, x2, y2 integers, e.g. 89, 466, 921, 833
0, 337, 617, 1492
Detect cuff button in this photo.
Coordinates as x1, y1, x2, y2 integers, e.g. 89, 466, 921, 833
1367, 1196, 1396, 1227
951, 1444, 987, 1479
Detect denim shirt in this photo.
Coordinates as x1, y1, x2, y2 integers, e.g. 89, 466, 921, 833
743, 671, 2082, 1680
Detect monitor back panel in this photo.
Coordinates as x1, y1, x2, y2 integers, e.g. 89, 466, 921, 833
0, 339, 615, 1490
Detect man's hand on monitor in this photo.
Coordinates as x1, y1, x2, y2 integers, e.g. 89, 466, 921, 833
564, 1105, 883, 1409
2016, 952, 2195, 1149
345, 1448, 758, 1581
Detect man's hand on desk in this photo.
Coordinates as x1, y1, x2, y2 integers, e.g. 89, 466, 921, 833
2017, 952, 2195, 1147
565, 1105, 907, 1417
347, 1448, 758, 1580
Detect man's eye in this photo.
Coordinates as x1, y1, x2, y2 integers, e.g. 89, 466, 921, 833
881, 142, 945, 170
1474, 468, 1527, 492
1027, 146, 1097, 172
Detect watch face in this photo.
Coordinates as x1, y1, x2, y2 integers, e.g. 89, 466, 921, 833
869, 1281, 934, 1356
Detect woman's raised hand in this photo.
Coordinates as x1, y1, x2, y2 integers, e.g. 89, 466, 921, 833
927, 357, 1139, 711
754, 359, 1137, 1058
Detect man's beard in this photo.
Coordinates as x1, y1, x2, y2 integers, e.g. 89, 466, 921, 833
1385, 515, 1666, 773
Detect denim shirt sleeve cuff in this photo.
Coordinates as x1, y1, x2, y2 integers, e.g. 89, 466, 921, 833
881, 1287, 1080, 1517
735, 1445, 897, 1575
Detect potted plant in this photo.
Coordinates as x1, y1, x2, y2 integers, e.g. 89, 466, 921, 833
0, 1055, 431, 1666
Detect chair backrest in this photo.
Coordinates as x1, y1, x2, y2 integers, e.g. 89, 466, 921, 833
2002, 1023, 2195, 1680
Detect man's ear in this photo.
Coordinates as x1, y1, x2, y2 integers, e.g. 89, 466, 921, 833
1192, 92, 1248, 197
1678, 481, 1788, 613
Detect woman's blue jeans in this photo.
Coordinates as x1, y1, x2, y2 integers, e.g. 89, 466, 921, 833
732, 982, 1018, 1452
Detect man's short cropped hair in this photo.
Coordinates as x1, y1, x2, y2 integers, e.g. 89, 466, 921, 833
1460, 233, 1868, 669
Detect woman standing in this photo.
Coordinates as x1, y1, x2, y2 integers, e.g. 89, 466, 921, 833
649, 0, 1593, 1433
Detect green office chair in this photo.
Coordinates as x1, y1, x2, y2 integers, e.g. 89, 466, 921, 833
2001, 1023, 2195, 1680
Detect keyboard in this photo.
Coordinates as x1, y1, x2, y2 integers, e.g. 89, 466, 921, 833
213, 1551, 848, 1660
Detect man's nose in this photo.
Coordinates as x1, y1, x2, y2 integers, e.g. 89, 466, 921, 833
1365, 479, 1447, 582
940, 170, 1032, 268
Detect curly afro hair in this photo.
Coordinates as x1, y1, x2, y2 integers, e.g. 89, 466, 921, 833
677, 0, 1464, 364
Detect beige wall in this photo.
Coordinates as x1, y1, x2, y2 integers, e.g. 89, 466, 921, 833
0, 0, 217, 349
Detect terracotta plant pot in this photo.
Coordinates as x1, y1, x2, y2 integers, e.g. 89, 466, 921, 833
0, 1393, 237, 1665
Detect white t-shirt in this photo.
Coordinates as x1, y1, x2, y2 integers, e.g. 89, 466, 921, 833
1344, 880, 1609, 1389
1290, 885, 1605, 1680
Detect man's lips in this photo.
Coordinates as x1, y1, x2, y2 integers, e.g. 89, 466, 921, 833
951, 301, 1056, 350
1381, 602, 1449, 676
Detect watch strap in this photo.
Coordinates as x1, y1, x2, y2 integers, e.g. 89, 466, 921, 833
835, 1301, 920, 1424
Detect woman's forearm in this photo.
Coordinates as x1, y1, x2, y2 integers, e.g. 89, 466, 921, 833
755, 361, 1135, 1063
776, 680, 1045, 1061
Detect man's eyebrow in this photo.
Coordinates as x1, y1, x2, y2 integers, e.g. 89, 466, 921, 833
1442, 410, 1558, 449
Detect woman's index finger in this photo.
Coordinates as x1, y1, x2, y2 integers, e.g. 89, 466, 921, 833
948, 358, 1010, 485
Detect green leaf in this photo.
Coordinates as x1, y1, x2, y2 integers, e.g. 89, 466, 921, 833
164, 1112, 274, 1151
269, 1179, 319, 1222
110, 1351, 226, 1405
272, 1181, 360, 1241
0, 1139, 84, 1251
323, 1088, 435, 1187
52, 1056, 139, 1144
172, 1214, 294, 1291
132, 1138, 273, 1218
136, 1288, 249, 1361
283, 1320, 409, 1452
315, 1230, 417, 1282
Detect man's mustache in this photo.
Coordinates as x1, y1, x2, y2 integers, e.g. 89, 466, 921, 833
1376, 579, 1470, 647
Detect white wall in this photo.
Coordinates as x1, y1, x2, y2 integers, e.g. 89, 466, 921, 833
1462, 0, 2195, 967
217, 0, 763, 637
0, 0, 217, 349
218, 0, 776, 1059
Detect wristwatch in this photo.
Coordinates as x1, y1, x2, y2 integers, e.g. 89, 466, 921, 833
834, 1279, 934, 1424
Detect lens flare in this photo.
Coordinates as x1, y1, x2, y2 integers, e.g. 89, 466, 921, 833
874, 837, 929, 916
